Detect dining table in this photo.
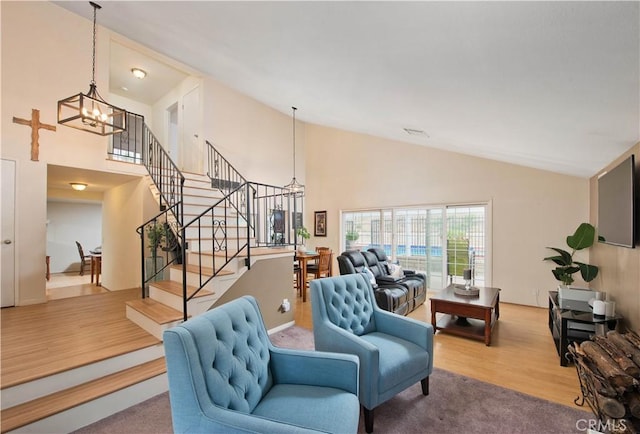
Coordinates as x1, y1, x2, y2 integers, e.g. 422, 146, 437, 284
294, 251, 319, 302
90, 251, 102, 286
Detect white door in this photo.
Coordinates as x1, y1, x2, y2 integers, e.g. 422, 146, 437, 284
167, 102, 179, 166
181, 86, 202, 173
1, 159, 16, 307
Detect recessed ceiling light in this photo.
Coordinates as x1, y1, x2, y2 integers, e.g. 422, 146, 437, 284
131, 68, 147, 79
121, 86, 129, 92
70, 183, 88, 191
403, 128, 429, 137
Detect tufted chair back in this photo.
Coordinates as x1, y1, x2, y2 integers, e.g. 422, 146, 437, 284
311, 273, 376, 336
165, 296, 273, 415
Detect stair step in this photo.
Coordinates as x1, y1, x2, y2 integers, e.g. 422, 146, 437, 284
0, 358, 166, 433
150, 280, 214, 298
172, 263, 235, 277
125, 299, 184, 324
204, 247, 293, 257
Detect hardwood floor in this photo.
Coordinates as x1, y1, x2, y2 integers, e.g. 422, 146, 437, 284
1, 288, 159, 389
293, 289, 583, 410
1, 280, 581, 414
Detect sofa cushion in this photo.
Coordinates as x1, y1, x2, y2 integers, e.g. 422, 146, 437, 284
360, 332, 429, 394
253, 384, 360, 433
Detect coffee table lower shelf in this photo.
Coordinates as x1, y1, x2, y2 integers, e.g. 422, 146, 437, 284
434, 314, 497, 345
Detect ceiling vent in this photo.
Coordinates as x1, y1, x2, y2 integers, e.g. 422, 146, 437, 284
403, 128, 428, 137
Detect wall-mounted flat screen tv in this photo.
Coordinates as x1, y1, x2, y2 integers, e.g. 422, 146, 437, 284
597, 154, 636, 248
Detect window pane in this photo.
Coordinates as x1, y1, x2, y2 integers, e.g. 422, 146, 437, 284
446, 205, 486, 286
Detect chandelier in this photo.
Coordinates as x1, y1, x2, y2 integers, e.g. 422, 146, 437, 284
284, 106, 304, 195
57, 2, 126, 136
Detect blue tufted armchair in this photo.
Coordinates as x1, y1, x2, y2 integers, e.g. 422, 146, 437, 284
163, 296, 361, 434
311, 274, 433, 433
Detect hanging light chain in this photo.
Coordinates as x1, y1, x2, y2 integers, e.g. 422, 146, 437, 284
292, 106, 297, 178
89, 2, 102, 86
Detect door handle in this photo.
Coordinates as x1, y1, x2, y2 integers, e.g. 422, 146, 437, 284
3, 239, 12, 245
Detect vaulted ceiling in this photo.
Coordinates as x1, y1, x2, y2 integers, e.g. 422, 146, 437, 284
55, 1, 639, 178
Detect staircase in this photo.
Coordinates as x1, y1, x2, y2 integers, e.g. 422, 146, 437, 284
126, 140, 300, 339
125, 172, 236, 339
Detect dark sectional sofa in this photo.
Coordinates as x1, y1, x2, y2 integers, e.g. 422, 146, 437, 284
337, 247, 427, 315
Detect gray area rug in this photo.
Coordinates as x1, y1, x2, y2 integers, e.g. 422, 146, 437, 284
74, 326, 591, 434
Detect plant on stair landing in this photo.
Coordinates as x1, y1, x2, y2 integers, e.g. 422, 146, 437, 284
543, 222, 600, 286
146, 221, 166, 259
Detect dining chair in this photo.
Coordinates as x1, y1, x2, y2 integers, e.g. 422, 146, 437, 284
75, 241, 91, 276
307, 249, 332, 280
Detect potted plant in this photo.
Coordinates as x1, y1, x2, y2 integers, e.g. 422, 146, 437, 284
146, 222, 167, 281
543, 222, 600, 287
296, 226, 311, 252
346, 231, 359, 249
147, 222, 166, 258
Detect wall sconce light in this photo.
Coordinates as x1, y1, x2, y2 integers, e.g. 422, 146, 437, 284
70, 183, 88, 191
131, 68, 147, 79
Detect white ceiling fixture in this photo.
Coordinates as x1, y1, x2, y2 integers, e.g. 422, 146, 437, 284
70, 183, 88, 191
54, 1, 640, 177
131, 68, 147, 79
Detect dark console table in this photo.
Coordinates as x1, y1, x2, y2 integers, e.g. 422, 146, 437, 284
548, 291, 621, 366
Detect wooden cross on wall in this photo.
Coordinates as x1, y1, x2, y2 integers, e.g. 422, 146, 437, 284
13, 108, 56, 161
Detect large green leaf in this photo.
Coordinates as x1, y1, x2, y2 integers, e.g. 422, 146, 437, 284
576, 262, 599, 282
566, 223, 595, 250
544, 248, 572, 265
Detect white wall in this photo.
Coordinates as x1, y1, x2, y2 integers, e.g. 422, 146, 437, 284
202, 77, 306, 187
304, 124, 590, 306
47, 201, 102, 273
1, 2, 147, 304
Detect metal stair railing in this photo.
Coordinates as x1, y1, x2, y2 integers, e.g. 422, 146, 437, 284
206, 140, 246, 193
144, 124, 185, 226
180, 180, 302, 321
136, 203, 184, 297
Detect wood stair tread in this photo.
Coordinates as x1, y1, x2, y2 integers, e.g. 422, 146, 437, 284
0, 358, 166, 433
171, 263, 234, 277
125, 299, 184, 324
150, 280, 214, 298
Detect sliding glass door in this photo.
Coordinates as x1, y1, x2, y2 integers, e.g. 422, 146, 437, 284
342, 204, 488, 290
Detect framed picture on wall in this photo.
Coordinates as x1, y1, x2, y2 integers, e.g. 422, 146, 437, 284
314, 211, 327, 237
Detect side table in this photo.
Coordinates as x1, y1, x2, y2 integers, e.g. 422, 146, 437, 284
548, 291, 621, 366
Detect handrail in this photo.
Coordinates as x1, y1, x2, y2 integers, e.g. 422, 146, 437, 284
144, 124, 185, 226
180, 182, 253, 320
136, 202, 184, 297
206, 141, 246, 193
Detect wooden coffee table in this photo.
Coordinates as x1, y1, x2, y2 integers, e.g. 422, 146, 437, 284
430, 284, 500, 346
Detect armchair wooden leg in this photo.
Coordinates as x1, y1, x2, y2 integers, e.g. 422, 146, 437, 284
363, 406, 374, 433
421, 376, 429, 395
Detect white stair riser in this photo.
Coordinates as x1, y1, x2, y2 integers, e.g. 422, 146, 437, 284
125, 306, 183, 341
184, 195, 222, 206
184, 223, 248, 239
186, 238, 247, 252
183, 186, 223, 198
8, 376, 168, 434
148, 286, 217, 313
0, 345, 164, 410
169, 267, 239, 294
